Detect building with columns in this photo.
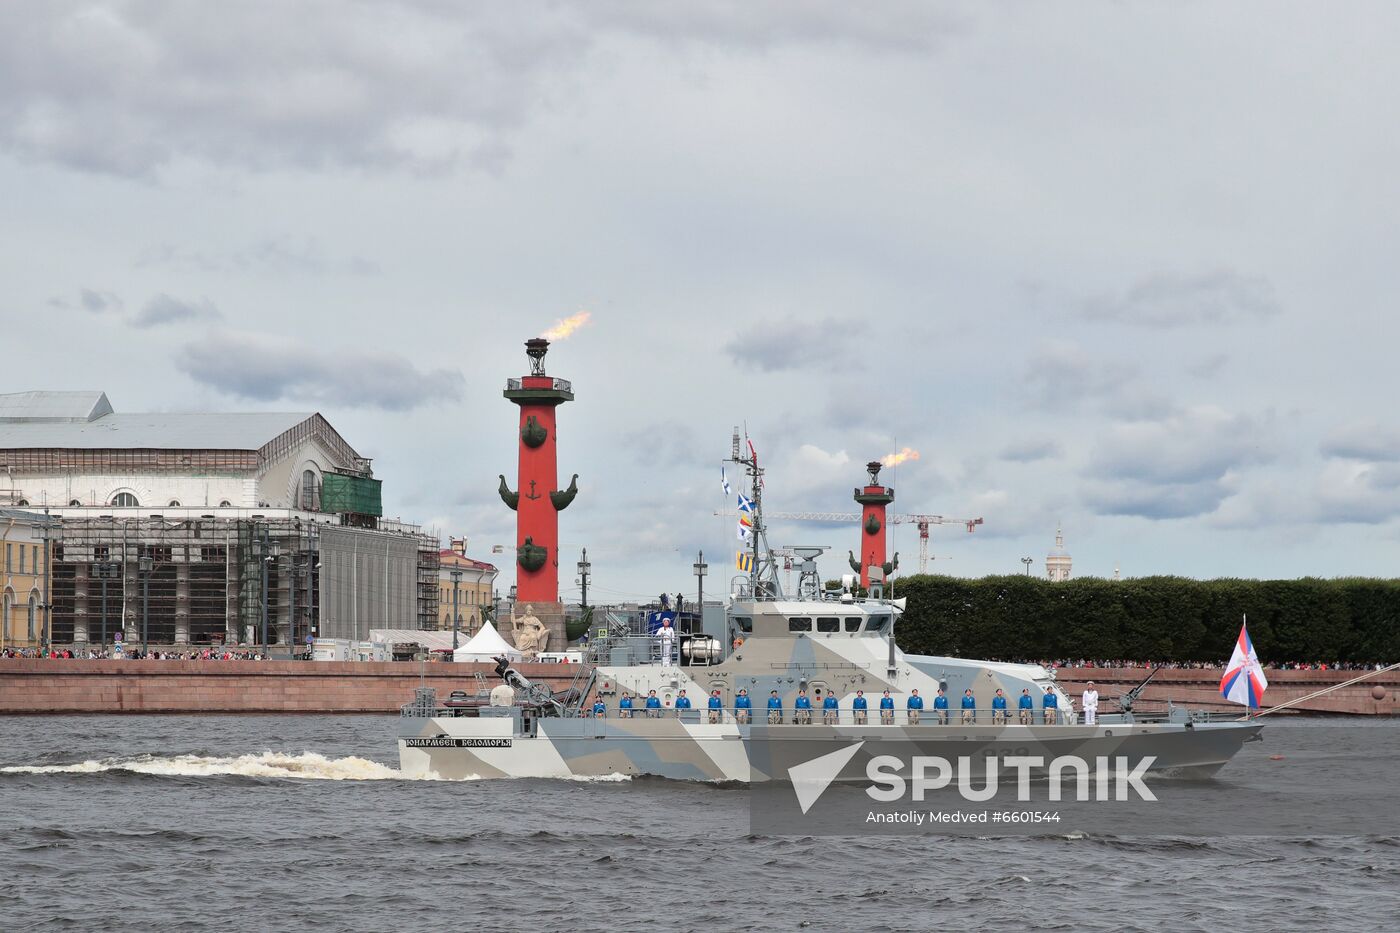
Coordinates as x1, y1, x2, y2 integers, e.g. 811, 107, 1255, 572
0, 391, 438, 649
1046, 525, 1072, 582
1, 509, 58, 651
437, 538, 497, 635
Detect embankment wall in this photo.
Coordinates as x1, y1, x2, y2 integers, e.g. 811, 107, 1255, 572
1053, 667, 1398, 715
0, 660, 582, 714
0, 661, 1393, 714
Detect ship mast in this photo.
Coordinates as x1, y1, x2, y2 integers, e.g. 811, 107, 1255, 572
729, 427, 782, 598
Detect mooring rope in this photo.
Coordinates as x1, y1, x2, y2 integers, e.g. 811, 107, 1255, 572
1251, 661, 1400, 718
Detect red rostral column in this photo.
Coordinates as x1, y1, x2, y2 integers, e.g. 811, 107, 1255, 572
500, 338, 577, 614
850, 460, 895, 588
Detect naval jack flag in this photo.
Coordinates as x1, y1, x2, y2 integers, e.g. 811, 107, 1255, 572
1220, 618, 1269, 709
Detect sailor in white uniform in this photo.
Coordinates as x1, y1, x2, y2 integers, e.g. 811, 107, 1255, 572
658, 618, 675, 667
1082, 681, 1099, 726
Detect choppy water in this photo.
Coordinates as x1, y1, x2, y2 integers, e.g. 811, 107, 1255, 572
1, 715, 1398, 932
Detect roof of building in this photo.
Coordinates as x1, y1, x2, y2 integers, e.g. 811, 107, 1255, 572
0, 391, 113, 423
0, 411, 318, 451
0, 508, 61, 526
440, 550, 497, 572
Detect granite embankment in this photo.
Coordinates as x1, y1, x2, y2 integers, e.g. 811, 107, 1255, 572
0, 659, 583, 713
0, 660, 1394, 714
1054, 666, 1398, 715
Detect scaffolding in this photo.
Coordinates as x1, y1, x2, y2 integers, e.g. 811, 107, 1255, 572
50, 516, 316, 649
417, 540, 440, 631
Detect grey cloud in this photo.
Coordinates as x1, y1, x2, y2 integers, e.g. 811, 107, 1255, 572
0, 4, 957, 178
726, 317, 855, 372
1022, 341, 1136, 409
1314, 462, 1400, 524
1186, 353, 1230, 379
1101, 392, 1178, 422
176, 330, 464, 411
622, 422, 704, 467
1082, 269, 1280, 328
1083, 406, 1274, 520
998, 438, 1061, 463
133, 293, 222, 328
1088, 479, 1232, 520
1320, 422, 1400, 462
48, 288, 122, 313
1088, 406, 1271, 486
586, 1, 963, 52
136, 238, 380, 277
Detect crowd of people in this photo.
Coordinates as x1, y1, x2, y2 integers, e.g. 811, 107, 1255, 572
0, 646, 296, 661
1010, 658, 1389, 672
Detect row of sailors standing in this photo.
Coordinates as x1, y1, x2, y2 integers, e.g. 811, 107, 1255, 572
592, 682, 1098, 725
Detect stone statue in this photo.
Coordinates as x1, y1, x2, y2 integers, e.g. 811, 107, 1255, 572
511, 610, 550, 659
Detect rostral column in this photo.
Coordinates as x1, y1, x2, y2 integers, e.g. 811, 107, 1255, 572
498, 337, 578, 650
849, 460, 897, 589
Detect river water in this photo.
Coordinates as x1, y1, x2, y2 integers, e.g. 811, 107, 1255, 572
1, 715, 1397, 932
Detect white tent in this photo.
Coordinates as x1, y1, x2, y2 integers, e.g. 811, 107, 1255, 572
453, 621, 522, 663
368, 629, 457, 652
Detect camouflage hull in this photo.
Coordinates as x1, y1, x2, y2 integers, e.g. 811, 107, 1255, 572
397, 715, 1262, 782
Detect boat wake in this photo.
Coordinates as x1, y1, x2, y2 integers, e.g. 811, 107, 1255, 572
0, 751, 439, 781
1, 751, 638, 783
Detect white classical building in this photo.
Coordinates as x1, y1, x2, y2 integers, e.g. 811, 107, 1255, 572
1046, 525, 1072, 582
0, 390, 439, 648
0, 390, 365, 511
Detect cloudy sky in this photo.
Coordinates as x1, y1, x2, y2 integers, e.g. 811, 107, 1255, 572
4, 2, 1399, 601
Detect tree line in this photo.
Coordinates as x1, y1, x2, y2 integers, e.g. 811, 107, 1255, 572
888, 574, 1400, 663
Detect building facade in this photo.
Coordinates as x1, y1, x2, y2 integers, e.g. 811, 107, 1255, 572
1, 509, 57, 650
438, 538, 497, 635
0, 391, 438, 648
1046, 525, 1072, 582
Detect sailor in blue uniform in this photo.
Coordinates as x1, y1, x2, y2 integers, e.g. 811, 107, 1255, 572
619, 692, 633, 719
1018, 688, 1034, 725
907, 688, 924, 725
767, 689, 783, 725
991, 688, 1008, 725
708, 689, 723, 724
794, 689, 813, 725
645, 689, 662, 719
592, 698, 607, 718
879, 689, 895, 725
933, 688, 949, 724
1042, 686, 1059, 724
960, 688, 976, 725
852, 690, 869, 725
822, 690, 840, 725
734, 688, 752, 725
674, 689, 692, 719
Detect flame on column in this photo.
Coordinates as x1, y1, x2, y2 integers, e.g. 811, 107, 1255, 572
541, 311, 592, 341
881, 447, 920, 467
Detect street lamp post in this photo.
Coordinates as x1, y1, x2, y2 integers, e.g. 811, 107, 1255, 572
1021, 557, 1033, 576
261, 530, 280, 658
577, 549, 591, 610
138, 556, 153, 657
693, 550, 707, 633
94, 561, 118, 650
450, 568, 463, 652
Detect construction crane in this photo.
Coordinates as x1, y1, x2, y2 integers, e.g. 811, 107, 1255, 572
732, 511, 985, 574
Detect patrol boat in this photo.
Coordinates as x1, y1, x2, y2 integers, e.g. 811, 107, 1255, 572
398, 457, 1262, 782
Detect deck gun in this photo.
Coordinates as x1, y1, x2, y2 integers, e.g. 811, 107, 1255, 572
1116, 665, 1163, 713
492, 656, 579, 714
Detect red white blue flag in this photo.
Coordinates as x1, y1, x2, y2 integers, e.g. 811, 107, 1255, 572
1220, 619, 1269, 708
